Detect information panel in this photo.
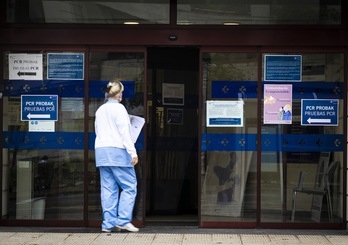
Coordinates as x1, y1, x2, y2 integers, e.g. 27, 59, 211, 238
21, 95, 58, 121
264, 55, 302, 82
206, 100, 244, 127
301, 99, 339, 126
47, 53, 84, 80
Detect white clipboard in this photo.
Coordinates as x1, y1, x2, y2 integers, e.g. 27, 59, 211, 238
129, 115, 145, 143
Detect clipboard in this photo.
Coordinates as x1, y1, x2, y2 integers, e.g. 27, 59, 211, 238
129, 115, 145, 143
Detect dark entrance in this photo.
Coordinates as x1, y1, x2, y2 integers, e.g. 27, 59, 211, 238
146, 47, 199, 225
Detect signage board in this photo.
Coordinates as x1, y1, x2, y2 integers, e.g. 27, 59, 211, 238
21, 95, 58, 121
264, 55, 302, 82
9, 53, 43, 80
47, 53, 84, 80
167, 108, 183, 125
301, 99, 339, 126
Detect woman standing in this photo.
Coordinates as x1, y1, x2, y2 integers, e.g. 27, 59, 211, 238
94, 78, 139, 232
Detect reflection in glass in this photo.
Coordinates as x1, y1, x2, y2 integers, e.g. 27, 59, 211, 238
5, 149, 84, 220
178, 0, 341, 25
6, 0, 170, 24
2, 50, 87, 220
201, 150, 256, 222
201, 52, 258, 222
6, 1, 341, 25
261, 53, 344, 223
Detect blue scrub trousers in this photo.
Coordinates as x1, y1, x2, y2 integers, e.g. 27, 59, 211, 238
99, 166, 137, 229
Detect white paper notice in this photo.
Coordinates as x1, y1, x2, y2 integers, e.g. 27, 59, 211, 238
9, 53, 43, 80
129, 115, 145, 143
29, 120, 55, 132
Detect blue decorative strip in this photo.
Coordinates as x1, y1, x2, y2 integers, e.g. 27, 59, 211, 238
263, 133, 344, 152
212, 81, 257, 99
3, 80, 85, 97
4, 131, 341, 153
202, 133, 257, 151
89, 80, 135, 99
3, 131, 84, 149
88, 132, 94, 150
211, 81, 343, 99
3, 80, 135, 99
202, 133, 343, 152
4, 131, 143, 151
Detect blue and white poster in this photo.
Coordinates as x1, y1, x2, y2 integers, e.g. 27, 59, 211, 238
21, 95, 58, 121
264, 55, 302, 82
47, 53, 84, 80
301, 99, 339, 126
206, 100, 244, 127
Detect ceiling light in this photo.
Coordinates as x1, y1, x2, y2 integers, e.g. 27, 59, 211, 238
124, 21, 139, 25
223, 22, 240, 26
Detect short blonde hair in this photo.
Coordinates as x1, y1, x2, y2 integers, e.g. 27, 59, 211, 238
106, 78, 124, 98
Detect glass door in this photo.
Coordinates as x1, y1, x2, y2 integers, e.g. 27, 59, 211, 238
260, 52, 344, 226
87, 49, 146, 225
200, 50, 258, 226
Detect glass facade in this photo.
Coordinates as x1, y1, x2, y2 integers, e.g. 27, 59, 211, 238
1, 1, 347, 229
6, 0, 170, 24
1, 49, 346, 227
178, 0, 341, 25
6, 0, 341, 25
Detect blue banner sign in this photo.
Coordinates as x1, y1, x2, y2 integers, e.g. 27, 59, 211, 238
301, 99, 339, 126
264, 55, 302, 82
201, 133, 343, 152
21, 95, 58, 121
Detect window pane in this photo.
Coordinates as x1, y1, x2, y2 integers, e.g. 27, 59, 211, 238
201, 52, 258, 222
2, 51, 86, 220
178, 0, 341, 25
88, 51, 145, 221
6, 0, 170, 24
261, 53, 344, 223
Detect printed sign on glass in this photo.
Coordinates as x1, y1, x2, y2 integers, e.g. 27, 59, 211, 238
47, 53, 84, 80
264, 55, 302, 82
263, 84, 293, 124
301, 99, 339, 126
21, 95, 58, 121
206, 100, 244, 127
9, 53, 43, 80
162, 83, 184, 105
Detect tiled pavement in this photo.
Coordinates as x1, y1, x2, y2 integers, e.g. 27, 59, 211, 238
0, 226, 348, 245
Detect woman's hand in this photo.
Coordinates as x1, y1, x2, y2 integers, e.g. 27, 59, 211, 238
132, 156, 138, 166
